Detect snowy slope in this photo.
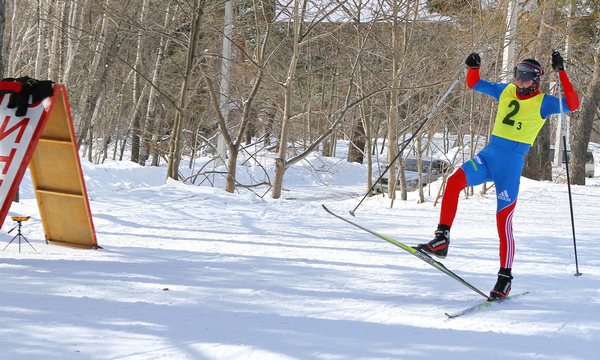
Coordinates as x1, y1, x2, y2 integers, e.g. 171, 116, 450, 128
0, 153, 599, 359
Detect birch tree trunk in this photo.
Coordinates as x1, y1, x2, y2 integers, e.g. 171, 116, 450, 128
34, 0, 48, 78
63, 0, 89, 84
141, 5, 171, 166
387, 0, 401, 200
130, 0, 148, 164
47, 0, 65, 81
76, 2, 109, 148
6, 4, 18, 75
356, 61, 373, 194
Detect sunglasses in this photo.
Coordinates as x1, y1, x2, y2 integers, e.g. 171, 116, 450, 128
513, 63, 540, 82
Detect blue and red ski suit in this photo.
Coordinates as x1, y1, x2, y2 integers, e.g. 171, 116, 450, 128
440, 67, 580, 268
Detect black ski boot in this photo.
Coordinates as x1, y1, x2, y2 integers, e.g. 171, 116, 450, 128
490, 267, 513, 299
416, 224, 450, 258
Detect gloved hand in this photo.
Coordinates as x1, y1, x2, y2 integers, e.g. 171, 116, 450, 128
6, 76, 54, 116
551, 50, 564, 71
465, 53, 481, 69
30, 80, 54, 103
7, 77, 32, 116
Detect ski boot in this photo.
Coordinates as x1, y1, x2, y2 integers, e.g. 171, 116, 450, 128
416, 224, 450, 258
490, 267, 513, 299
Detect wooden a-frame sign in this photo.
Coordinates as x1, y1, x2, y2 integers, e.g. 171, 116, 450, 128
0, 85, 98, 248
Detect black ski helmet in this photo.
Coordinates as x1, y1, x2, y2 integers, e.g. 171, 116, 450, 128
514, 59, 544, 95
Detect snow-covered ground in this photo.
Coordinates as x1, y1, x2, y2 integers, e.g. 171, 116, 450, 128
1, 149, 599, 359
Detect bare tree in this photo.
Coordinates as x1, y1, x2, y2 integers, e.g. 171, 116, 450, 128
140, 5, 173, 166
570, 41, 600, 184
129, 0, 149, 164
386, 0, 401, 200
271, 0, 386, 199
34, 0, 48, 78
523, 0, 556, 181
166, 0, 206, 180
1, 0, 597, 200
76, 0, 117, 149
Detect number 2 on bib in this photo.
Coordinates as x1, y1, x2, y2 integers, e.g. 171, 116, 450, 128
502, 100, 522, 130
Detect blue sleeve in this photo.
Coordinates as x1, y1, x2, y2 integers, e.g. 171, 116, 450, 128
471, 80, 507, 101
541, 95, 571, 119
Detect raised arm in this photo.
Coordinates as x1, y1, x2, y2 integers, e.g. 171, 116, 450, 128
465, 53, 481, 89
552, 50, 580, 111
465, 52, 506, 100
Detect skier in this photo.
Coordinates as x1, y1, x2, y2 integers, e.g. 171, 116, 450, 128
416, 50, 580, 299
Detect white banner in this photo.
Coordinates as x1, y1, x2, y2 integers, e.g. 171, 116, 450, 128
0, 94, 51, 227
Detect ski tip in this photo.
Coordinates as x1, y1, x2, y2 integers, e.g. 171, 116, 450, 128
349, 210, 355, 217
444, 312, 457, 319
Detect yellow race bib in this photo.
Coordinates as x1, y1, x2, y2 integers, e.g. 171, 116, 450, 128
492, 84, 546, 145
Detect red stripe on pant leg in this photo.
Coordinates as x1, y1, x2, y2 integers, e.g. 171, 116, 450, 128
439, 168, 467, 227
497, 201, 517, 268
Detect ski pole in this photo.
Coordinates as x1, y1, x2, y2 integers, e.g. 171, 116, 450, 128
556, 71, 582, 277
350, 67, 465, 216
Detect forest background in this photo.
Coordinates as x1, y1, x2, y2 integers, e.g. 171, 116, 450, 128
1, 0, 598, 200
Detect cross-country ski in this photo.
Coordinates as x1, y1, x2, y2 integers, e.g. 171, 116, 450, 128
445, 291, 531, 319
322, 204, 490, 300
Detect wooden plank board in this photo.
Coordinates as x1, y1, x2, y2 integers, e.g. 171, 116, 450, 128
28, 85, 98, 248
